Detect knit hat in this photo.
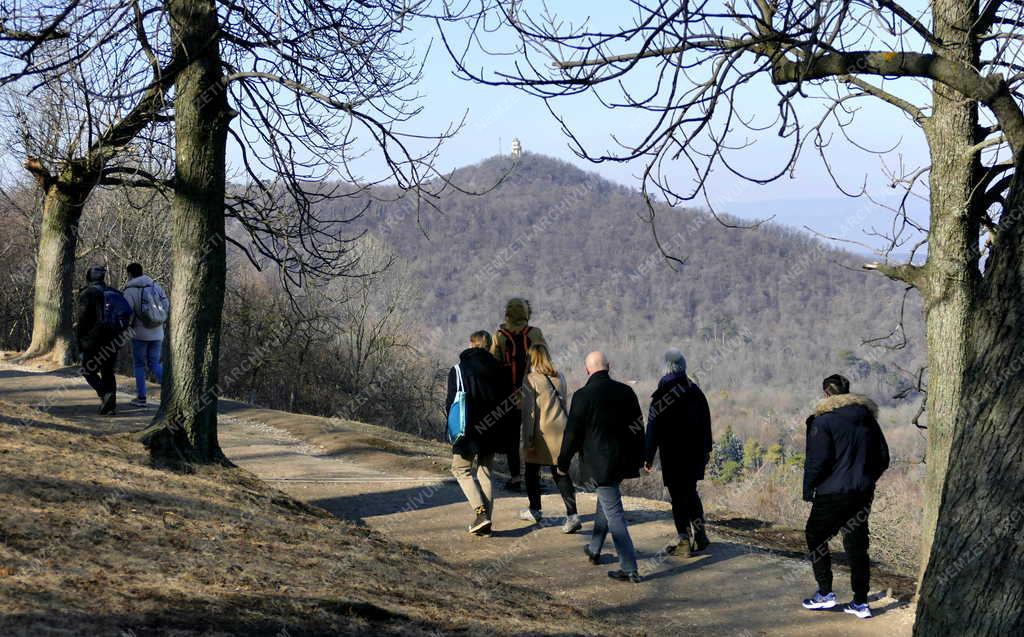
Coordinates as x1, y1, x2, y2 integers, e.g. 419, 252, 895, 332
85, 265, 107, 283
665, 348, 687, 374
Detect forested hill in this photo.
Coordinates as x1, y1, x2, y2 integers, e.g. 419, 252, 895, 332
350, 153, 923, 402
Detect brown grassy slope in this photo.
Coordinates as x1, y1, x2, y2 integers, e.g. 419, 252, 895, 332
0, 400, 616, 637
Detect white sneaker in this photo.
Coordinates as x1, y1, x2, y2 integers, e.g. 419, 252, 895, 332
562, 514, 582, 534
518, 508, 542, 524
844, 602, 872, 619
802, 591, 837, 610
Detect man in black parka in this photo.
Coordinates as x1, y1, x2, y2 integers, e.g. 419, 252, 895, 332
644, 348, 712, 556
446, 330, 512, 536
801, 374, 890, 620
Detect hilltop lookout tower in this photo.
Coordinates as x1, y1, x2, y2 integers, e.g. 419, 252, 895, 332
510, 138, 522, 158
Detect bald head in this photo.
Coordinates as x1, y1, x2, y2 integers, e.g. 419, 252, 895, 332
584, 351, 609, 376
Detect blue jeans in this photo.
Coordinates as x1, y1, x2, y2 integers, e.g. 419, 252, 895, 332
589, 483, 638, 573
131, 339, 163, 399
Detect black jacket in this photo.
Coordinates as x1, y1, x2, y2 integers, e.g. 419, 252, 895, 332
446, 347, 512, 457
645, 372, 713, 484
803, 393, 890, 502
76, 284, 113, 353
557, 370, 644, 487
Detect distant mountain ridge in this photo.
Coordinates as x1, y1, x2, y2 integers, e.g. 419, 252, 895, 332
343, 153, 924, 399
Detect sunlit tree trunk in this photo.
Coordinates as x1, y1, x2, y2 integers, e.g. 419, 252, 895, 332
140, 0, 230, 464
915, 0, 982, 583
17, 178, 86, 365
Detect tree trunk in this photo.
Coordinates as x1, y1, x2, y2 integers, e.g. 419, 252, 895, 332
914, 0, 981, 587
139, 0, 230, 465
16, 181, 85, 365
914, 174, 1024, 635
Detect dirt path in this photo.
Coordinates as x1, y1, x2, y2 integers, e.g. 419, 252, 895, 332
0, 363, 916, 636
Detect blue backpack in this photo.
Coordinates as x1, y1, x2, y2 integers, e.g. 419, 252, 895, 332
447, 364, 467, 445
100, 286, 133, 332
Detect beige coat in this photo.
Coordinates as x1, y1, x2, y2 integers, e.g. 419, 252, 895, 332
521, 371, 569, 465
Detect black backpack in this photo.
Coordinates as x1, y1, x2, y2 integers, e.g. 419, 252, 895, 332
499, 326, 532, 388
98, 285, 134, 332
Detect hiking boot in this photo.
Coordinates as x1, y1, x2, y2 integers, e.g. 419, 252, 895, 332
561, 514, 582, 534
844, 602, 872, 619
129, 397, 148, 408
607, 570, 643, 583
802, 591, 837, 610
469, 507, 491, 535
99, 393, 117, 415
519, 508, 542, 524
691, 527, 711, 553
666, 534, 691, 557
504, 478, 522, 492
583, 545, 601, 565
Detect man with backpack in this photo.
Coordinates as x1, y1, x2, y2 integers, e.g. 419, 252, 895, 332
76, 265, 132, 415
122, 263, 169, 407
447, 330, 511, 536
490, 297, 546, 491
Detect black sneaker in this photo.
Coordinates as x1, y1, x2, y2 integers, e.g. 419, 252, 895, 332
607, 570, 642, 583
469, 507, 491, 535
504, 478, 522, 492
583, 545, 601, 565
99, 393, 117, 415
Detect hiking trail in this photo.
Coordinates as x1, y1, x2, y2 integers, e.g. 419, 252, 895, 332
0, 363, 916, 636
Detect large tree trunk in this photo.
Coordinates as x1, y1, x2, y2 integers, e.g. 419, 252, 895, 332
16, 181, 85, 365
914, 174, 1024, 635
139, 0, 230, 465
914, 0, 981, 587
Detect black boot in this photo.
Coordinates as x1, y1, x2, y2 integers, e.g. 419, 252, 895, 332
691, 521, 710, 552
99, 393, 117, 416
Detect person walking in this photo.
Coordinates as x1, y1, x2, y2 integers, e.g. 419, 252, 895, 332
76, 265, 131, 415
491, 297, 546, 492
801, 374, 890, 619
519, 343, 580, 533
557, 351, 645, 583
122, 263, 169, 407
644, 348, 712, 556
447, 331, 511, 536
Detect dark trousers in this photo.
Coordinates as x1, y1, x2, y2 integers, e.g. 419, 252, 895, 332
525, 462, 577, 515
81, 346, 118, 399
805, 492, 873, 604
666, 480, 705, 537
505, 408, 522, 479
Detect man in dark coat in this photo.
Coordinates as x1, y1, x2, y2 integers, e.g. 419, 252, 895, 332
557, 351, 645, 583
76, 265, 122, 415
801, 374, 890, 620
446, 330, 513, 536
644, 349, 712, 556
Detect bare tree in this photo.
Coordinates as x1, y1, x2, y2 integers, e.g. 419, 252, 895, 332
139, 0, 464, 464
0, 1, 177, 364
441, 1, 1024, 633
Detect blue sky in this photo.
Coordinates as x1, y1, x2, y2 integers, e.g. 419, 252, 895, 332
372, 3, 936, 251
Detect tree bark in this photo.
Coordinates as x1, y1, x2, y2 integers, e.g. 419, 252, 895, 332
913, 0, 981, 587
139, 0, 230, 465
914, 172, 1024, 635
17, 179, 85, 365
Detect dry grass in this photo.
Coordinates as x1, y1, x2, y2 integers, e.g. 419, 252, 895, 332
0, 400, 617, 637
628, 460, 922, 583
702, 464, 923, 576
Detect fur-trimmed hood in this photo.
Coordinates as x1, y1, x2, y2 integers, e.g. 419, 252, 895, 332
814, 393, 878, 418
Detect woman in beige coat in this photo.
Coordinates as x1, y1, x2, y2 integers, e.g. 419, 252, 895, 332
519, 344, 580, 533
